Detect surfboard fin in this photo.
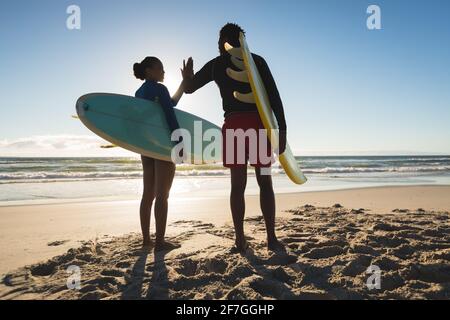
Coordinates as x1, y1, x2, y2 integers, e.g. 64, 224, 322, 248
233, 91, 256, 104
100, 144, 117, 149
231, 56, 245, 70
224, 42, 243, 59
226, 68, 249, 83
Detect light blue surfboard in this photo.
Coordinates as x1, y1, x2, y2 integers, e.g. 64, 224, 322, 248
76, 93, 222, 164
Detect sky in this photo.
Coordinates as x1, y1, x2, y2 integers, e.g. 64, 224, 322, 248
0, 0, 449, 157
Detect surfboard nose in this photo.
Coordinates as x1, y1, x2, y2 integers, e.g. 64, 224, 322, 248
76, 98, 89, 117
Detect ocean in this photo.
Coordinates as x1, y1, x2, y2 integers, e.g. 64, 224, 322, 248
1, 156, 450, 204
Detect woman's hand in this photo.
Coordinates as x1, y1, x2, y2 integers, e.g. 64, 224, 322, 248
172, 58, 193, 103
181, 57, 194, 80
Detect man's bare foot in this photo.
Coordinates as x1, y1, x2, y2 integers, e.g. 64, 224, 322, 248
154, 240, 181, 252
268, 238, 286, 252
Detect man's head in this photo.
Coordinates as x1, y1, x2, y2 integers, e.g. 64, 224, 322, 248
218, 23, 245, 55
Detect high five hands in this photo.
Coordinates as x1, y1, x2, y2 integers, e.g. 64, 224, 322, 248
181, 57, 194, 80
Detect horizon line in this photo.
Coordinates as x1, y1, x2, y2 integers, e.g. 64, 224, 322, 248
1, 154, 449, 159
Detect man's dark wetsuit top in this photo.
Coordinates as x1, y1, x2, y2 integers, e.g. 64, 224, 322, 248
135, 79, 180, 133
184, 53, 287, 130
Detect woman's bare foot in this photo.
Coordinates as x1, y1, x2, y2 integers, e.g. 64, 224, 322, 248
154, 240, 181, 252
231, 239, 249, 254
142, 236, 153, 247
142, 235, 153, 246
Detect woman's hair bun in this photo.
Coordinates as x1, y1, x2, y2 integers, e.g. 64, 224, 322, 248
133, 62, 145, 80
133, 57, 161, 81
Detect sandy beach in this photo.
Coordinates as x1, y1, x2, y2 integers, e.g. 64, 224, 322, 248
0, 185, 449, 300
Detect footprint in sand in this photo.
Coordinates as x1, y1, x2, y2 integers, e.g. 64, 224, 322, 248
202, 258, 229, 274
420, 228, 446, 238
225, 261, 256, 280
341, 254, 372, 277
30, 260, 58, 276
171, 273, 224, 292
230, 275, 295, 300
100, 269, 126, 277
83, 276, 123, 295
381, 271, 406, 291
406, 263, 450, 283
47, 240, 70, 247
389, 244, 416, 260
80, 290, 109, 300
421, 249, 450, 261
271, 266, 292, 283
174, 259, 199, 277
304, 246, 345, 259
372, 223, 405, 232
115, 261, 131, 269
349, 243, 380, 256
392, 209, 410, 213
372, 255, 402, 271
367, 235, 408, 248
255, 253, 298, 266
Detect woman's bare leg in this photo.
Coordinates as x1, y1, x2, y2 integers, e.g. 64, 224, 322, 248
230, 166, 248, 252
154, 159, 177, 251
140, 156, 155, 246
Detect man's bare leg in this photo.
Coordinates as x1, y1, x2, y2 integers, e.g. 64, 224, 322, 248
255, 167, 285, 251
230, 166, 248, 252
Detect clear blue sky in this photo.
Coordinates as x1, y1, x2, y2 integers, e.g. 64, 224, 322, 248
1, 0, 449, 156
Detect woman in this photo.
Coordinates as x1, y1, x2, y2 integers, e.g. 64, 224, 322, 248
133, 56, 187, 251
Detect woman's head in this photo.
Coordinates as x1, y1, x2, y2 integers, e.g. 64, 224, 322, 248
219, 23, 245, 55
133, 57, 165, 82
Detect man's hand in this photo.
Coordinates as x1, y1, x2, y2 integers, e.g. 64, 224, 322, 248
278, 129, 287, 155
181, 57, 194, 80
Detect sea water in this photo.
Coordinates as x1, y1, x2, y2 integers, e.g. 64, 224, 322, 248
1, 156, 449, 204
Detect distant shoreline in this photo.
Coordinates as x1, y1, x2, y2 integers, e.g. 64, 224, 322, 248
1, 183, 450, 208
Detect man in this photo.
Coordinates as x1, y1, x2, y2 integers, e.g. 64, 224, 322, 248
182, 23, 287, 252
